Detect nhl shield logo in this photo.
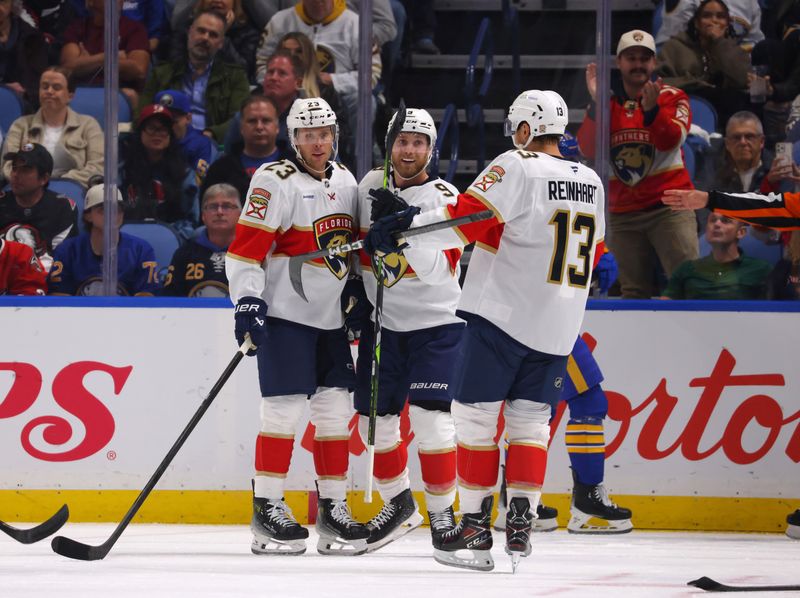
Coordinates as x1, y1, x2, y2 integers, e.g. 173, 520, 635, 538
314, 213, 353, 279
610, 129, 655, 187
374, 251, 408, 287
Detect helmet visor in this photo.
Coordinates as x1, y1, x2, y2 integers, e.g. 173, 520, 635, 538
503, 118, 518, 137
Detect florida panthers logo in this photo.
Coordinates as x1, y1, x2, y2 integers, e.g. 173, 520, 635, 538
374, 251, 409, 288
610, 129, 655, 187
314, 213, 353, 279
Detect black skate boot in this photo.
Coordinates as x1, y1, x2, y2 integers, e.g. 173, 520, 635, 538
428, 505, 457, 547
493, 465, 558, 532
365, 488, 424, 553
316, 497, 370, 555
568, 470, 633, 534
251, 496, 309, 555
505, 497, 533, 573
787, 509, 800, 540
433, 496, 494, 571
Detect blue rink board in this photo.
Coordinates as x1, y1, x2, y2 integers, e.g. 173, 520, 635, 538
1, 297, 800, 312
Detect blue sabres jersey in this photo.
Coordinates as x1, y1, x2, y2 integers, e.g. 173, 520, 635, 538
48, 232, 159, 296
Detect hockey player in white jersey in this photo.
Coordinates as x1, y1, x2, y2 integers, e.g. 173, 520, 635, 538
363, 90, 606, 572
346, 108, 462, 553
225, 97, 369, 556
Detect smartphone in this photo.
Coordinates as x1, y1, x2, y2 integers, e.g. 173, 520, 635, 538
775, 142, 794, 165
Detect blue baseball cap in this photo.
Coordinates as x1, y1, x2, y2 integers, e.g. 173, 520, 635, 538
155, 89, 191, 114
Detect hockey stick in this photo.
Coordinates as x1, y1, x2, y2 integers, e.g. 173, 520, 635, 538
50, 340, 252, 561
688, 576, 800, 592
289, 210, 494, 301
364, 100, 407, 504
0, 505, 69, 544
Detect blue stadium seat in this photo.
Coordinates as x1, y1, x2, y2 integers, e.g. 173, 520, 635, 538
689, 96, 718, 134
0, 85, 24, 135
48, 178, 88, 233
682, 142, 696, 181
699, 232, 783, 266
121, 222, 182, 273
70, 87, 132, 131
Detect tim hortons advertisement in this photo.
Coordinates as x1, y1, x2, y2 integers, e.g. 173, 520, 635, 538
1, 306, 798, 501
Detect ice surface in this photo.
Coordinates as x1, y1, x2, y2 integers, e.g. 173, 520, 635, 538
1, 525, 798, 597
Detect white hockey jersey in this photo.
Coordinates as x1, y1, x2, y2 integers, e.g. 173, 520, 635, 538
356, 169, 463, 332
226, 158, 359, 330
407, 150, 605, 355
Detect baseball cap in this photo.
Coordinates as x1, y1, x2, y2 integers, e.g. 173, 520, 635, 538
616, 29, 656, 56
85, 184, 124, 210
137, 104, 174, 128
155, 89, 191, 114
3, 143, 54, 176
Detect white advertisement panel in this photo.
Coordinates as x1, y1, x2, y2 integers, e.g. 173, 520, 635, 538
1, 304, 799, 501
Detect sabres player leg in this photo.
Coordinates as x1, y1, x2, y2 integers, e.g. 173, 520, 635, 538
787, 509, 800, 539
226, 98, 368, 556
352, 109, 461, 551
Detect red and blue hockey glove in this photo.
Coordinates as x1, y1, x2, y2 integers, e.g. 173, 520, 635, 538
363, 205, 421, 256
234, 296, 268, 356
368, 187, 409, 222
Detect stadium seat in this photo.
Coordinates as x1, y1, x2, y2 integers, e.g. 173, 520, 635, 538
70, 87, 132, 131
0, 85, 24, 135
689, 96, 718, 134
121, 222, 182, 273
48, 178, 88, 233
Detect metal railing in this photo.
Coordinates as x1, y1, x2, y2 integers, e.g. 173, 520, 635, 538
431, 103, 460, 182
464, 17, 493, 173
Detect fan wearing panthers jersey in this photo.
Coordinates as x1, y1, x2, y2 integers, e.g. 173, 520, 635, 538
364, 90, 606, 572
348, 108, 462, 553
225, 97, 368, 557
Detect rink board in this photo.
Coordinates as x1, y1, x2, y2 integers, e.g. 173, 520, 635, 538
1, 298, 799, 531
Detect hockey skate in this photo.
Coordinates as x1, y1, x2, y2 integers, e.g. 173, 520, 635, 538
428, 505, 457, 546
251, 497, 309, 555
433, 496, 495, 572
316, 498, 369, 555
567, 471, 633, 534
365, 489, 424, 553
493, 465, 557, 532
505, 497, 533, 573
787, 509, 800, 540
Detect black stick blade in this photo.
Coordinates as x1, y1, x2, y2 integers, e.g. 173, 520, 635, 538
688, 576, 800, 592
51, 535, 110, 561
0, 505, 69, 544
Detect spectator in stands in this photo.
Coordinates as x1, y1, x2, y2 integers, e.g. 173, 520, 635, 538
122, 0, 167, 54
254, 0, 381, 157
788, 92, 800, 141
0, 0, 48, 111
654, 0, 764, 51
202, 94, 282, 199
119, 104, 198, 239
21, 0, 76, 61
261, 50, 303, 149
657, 0, 750, 128
663, 212, 772, 299
169, 0, 260, 83
578, 30, 698, 299
161, 182, 240, 296
154, 88, 217, 187
140, 9, 251, 144
60, 0, 150, 106
48, 183, 159, 296
2, 67, 104, 186
402, 0, 438, 54
0, 143, 77, 271
768, 230, 800, 299
0, 238, 47, 295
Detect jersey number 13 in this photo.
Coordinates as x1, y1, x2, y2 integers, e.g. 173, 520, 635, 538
547, 210, 596, 289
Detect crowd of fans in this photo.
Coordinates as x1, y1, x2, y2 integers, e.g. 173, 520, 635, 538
0, 0, 799, 300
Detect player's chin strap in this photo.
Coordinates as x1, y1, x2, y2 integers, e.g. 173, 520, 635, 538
513, 131, 532, 150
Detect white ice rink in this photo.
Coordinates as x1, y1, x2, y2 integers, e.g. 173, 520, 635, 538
2, 525, 798, 597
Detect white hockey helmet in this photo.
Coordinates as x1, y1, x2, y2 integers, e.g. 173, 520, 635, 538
286, 97, 339, 157
387, 108, 437, 173
504, 89, 568, 149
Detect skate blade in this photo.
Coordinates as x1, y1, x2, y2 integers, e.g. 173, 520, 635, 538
317, 535, 368, 556
567, 514, 633, 535
533, 517, 558, 533
509, 551, 521, 574
251, 536, 307, 555
787, 524, 800, 540
366, 512, 424, 553
433, 548, 494, 572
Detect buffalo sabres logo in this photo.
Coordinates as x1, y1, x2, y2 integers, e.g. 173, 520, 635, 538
610, 129, 654, 187
314, 213, 353, 279
374, 251, 409, 288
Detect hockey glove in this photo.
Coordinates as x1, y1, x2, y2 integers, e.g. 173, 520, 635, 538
341, 274, 373, 341
234, 296, 268, 356
368, 187, 409, 222
594, 252, 618, 295
363, 205, 421, 256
